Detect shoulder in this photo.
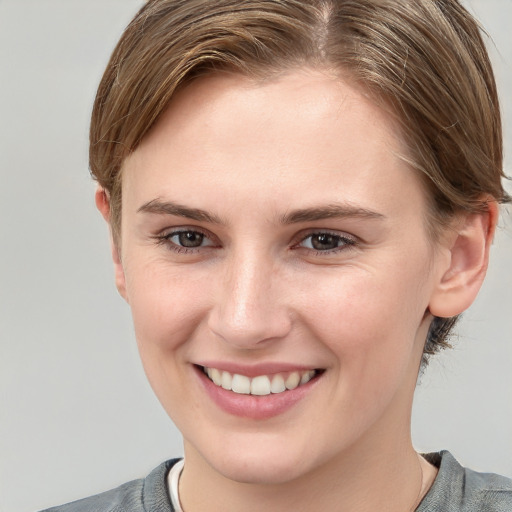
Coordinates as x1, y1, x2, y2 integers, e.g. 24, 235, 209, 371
39, 459, 180, 512
40, 479, 145, 512
418, 451, 512, 512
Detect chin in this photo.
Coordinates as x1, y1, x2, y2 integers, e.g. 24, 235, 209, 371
212, 453, 313, 485
189, 429, 326, 486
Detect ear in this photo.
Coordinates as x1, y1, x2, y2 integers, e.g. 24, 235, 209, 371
428, 201, 498, 318
95, 186, 128, 302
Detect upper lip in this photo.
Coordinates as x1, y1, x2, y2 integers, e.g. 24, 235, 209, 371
195, 361, 321, 378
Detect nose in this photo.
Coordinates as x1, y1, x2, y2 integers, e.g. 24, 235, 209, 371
207, 249, 292, 349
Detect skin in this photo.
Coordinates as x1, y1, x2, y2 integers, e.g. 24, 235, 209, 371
97, 69, 496, 512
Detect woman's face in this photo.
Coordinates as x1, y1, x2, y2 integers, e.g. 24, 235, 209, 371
116, 69, 447, 483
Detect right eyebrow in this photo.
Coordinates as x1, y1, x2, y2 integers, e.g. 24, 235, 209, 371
279, 204, 386, 224
137, 199, 224, 224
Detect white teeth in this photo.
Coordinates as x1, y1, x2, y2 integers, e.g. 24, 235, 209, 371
232, 374, 251, 394
270, 374, 286, 393
251, 375, 271, 396
210, 368, 222, 386
204, 367, 318, 396
300, 370, 315, 385
285, 372, 300, 390
221, 371, 232, 390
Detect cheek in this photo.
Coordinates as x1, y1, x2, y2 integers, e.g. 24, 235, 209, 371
298, 278, 425, 432
124, 257, 210, 354
122, 259, 213, 419
299, 255, 431, 374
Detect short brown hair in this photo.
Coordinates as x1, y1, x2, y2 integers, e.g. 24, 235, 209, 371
90, 0, 509, 361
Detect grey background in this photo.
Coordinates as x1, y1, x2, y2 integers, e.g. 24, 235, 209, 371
0, 1, 510, 511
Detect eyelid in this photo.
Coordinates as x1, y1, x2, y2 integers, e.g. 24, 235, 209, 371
294, 228, 357, 242
151, 226, 358, 255
292, 229, 358, 253
153, 225, 220, 250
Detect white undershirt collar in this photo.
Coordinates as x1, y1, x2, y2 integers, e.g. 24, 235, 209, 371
167, 459, 185, 512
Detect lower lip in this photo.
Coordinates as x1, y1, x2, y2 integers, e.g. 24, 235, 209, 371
195, 366, 321, 420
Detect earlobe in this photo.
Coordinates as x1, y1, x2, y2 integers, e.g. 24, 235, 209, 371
428, 201, 498, 318
94, 186, 129, 303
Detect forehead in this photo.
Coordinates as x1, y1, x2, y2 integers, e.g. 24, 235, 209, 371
122, 69, 426, 220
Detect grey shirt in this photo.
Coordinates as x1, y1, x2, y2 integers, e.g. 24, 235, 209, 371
41, 451, 512, 511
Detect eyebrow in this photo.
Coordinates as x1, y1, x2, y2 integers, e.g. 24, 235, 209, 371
137, 199, 385, 225
280, 204, 386, 224
137, 199, 224, 224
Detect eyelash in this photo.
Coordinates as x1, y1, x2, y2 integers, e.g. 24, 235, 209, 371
294, 231, 357, 255
153, 228, 357, 256
153, 228, 217, 254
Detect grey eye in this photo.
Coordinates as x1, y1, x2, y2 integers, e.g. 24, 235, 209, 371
170, 231, 207, 248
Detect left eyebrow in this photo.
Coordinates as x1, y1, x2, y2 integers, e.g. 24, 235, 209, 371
137, 199, 224, 224
280, 204, 386, 224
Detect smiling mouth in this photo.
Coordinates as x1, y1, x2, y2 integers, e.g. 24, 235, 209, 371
201, 366, 322, 396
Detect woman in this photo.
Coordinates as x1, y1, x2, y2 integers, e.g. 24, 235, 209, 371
43, 0, 511, 510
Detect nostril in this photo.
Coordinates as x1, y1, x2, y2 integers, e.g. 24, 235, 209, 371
207, 306, 293, 349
